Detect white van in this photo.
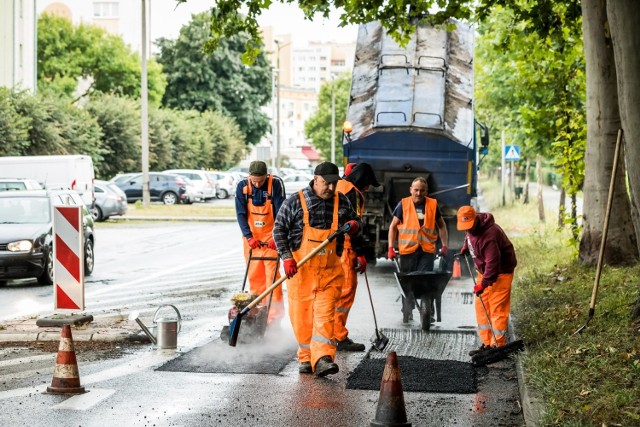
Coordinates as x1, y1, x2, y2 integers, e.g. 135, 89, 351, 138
0, 155, 95, 206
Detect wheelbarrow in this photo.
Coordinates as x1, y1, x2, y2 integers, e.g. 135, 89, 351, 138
220, 243, 279, 344
393, 258, 452, 331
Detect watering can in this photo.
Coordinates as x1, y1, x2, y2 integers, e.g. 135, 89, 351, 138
129, 304, 182, 349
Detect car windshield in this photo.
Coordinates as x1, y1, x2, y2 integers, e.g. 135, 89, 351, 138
0, 197, 50, 224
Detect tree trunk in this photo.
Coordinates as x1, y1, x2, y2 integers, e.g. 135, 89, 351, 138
558, 187, 566, 228
536, 155, 545, 222
606, 0, 640, 262
523, 158, 530, 204
579, 0, 637, 265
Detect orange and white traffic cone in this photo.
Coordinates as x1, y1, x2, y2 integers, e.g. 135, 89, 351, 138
47, 324, 86, 394
451, 258, 462, 280
370, 351, 411, 427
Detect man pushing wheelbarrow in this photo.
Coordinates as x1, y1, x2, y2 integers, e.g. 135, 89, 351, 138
387, 176, 450, 327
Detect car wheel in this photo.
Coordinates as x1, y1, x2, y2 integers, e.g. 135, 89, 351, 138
84, 239, 94, 276
162, 191, 178, 205
90, 206, 104, 222
37, 251, 54, 286
217, 189, 229, 199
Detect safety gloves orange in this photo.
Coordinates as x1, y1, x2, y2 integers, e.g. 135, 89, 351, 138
246, 236, 261, 249
388, 247, 396, 260
284, 258, 297, 278
267, 239, 277, 251
355, 255, 367, 273
345, 220, 359, 235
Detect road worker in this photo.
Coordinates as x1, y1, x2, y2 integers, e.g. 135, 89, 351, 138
456, 206, 517, 356
388, 176, 449, 323
334, 162, 380, 351
273, 161, 362, 377
235, 160, 286, 324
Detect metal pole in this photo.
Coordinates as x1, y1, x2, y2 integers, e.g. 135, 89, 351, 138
331, 81, 335, 164
275, 41, 281, 171
501, 130, 506, 207
271, 67, 276, 170
141, 0, 150, 207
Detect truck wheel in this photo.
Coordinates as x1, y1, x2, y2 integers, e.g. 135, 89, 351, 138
90, 206, 104, 222
420, 297, 433, 331
37, 252, 54, 286
84, 240, 94, 276
162, 192, 178, 205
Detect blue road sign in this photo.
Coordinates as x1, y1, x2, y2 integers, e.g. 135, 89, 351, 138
505, 145, 520, 161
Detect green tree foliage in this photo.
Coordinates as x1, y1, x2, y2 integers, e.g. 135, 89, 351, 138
304, 74, 351, 161
0, 88, 30, 156
156, 12, 271, 147
37, 14, 166, 104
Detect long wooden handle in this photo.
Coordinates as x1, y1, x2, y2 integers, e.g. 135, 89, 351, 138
241, 229, 345, 312
590, 129, 623, 309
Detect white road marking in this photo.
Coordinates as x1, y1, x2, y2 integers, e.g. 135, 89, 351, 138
51, 388, 115, 410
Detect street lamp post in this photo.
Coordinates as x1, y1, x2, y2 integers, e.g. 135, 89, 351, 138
141, 0, 150, 207
331, 79, 336, 164
274, 39, 291, 170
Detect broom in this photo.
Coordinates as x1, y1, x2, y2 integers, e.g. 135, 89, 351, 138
460, 254, 524, 366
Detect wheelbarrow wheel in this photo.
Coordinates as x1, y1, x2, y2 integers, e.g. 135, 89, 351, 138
420, 297, 433, 331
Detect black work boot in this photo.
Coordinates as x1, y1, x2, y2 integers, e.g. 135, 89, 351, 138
337, 337, 365, 352
468, 344, 490, 357
314, 356, 339, 377
298, 361, 312, 374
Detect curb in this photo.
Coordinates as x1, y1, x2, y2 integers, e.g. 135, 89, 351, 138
108, 216, 236, 222
510, 316, 544, 426
0, 331, 150, 343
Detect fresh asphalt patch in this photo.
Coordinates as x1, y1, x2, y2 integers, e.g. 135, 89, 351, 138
157, 330, 297, 375
346, 356, 477, 393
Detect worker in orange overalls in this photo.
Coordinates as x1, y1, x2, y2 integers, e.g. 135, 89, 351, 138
456, 206, 517, 357
388, 176, 449, 323
235, 161, 286, 324
334, 162, 380, 351
273, 162, 361, 377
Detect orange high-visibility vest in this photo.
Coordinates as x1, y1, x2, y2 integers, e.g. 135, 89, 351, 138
398, 196, 438, 255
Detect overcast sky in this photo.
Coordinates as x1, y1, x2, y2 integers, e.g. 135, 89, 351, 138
152, 0, 357, 45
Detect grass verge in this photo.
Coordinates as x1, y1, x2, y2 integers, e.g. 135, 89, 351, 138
481, 176, 640, 426
113, 202, 236, 218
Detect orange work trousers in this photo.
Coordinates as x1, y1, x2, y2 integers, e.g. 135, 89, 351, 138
243, 242, 284, 323
334, 246, 358, 341
474, 272, 513, 347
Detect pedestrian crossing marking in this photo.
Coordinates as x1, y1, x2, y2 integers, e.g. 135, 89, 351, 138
505, 145, 520, 160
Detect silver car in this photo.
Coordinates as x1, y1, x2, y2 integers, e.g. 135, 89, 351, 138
91, 180, 128, 222
163, 169, 217, 201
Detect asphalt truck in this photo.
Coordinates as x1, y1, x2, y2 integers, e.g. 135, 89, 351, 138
343, 20, 489, 262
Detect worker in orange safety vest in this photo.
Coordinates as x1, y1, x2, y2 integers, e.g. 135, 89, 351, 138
334, 162, 380, 351
456, 206, 517, 357
388, 176, 449, 323
273, 162, 362, 377
235, 161, 286, 324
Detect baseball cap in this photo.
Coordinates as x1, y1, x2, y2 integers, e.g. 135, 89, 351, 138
249, 161, 268, 176
314, 162, 341, 183
457, 206, 476, 231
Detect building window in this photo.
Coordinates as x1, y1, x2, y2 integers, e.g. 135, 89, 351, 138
93, 2, 119, 18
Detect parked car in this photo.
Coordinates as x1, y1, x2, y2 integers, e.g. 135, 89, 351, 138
114, 172, 194, 205
282, 173, 313, 195
109, 173, 138, 184
91, 180, 128, 222
0, 179, 43, 191
163, 169, 217, 201
0, 189, 95, 286
207, 171, 236, 199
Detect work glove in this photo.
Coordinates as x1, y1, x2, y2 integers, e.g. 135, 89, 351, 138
473, 283, 487, 296
355, 255, 367, 273
388, 247, 397, 260
246, 237, 261, 249
439, 245, 449, 256
345, 220, 359, 235
283, 258, 298, 278
267, 239, 277, 251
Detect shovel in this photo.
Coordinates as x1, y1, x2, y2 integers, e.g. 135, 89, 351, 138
363, 269, 389, 351
228, 222, 352, 347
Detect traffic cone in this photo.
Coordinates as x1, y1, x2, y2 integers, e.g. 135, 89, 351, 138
451, 258, 462, 280
47, 324, 86, 394
370, 351, 411, 427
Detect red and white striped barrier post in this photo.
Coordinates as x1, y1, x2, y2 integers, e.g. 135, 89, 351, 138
53, 205, 85, 311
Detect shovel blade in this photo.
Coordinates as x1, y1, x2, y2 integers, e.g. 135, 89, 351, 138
373, 332, 390, 351
471, 339, 524, 366
228, 312, 244, 347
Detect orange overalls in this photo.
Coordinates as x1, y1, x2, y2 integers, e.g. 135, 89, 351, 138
474, 271, 513, 347
287, 191, 344, 371
334, 180, 364, 341
242, 175, 284, 323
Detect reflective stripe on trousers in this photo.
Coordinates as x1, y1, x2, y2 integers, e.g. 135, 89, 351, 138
334, 246, 358, 341
475, 272, 513, 346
